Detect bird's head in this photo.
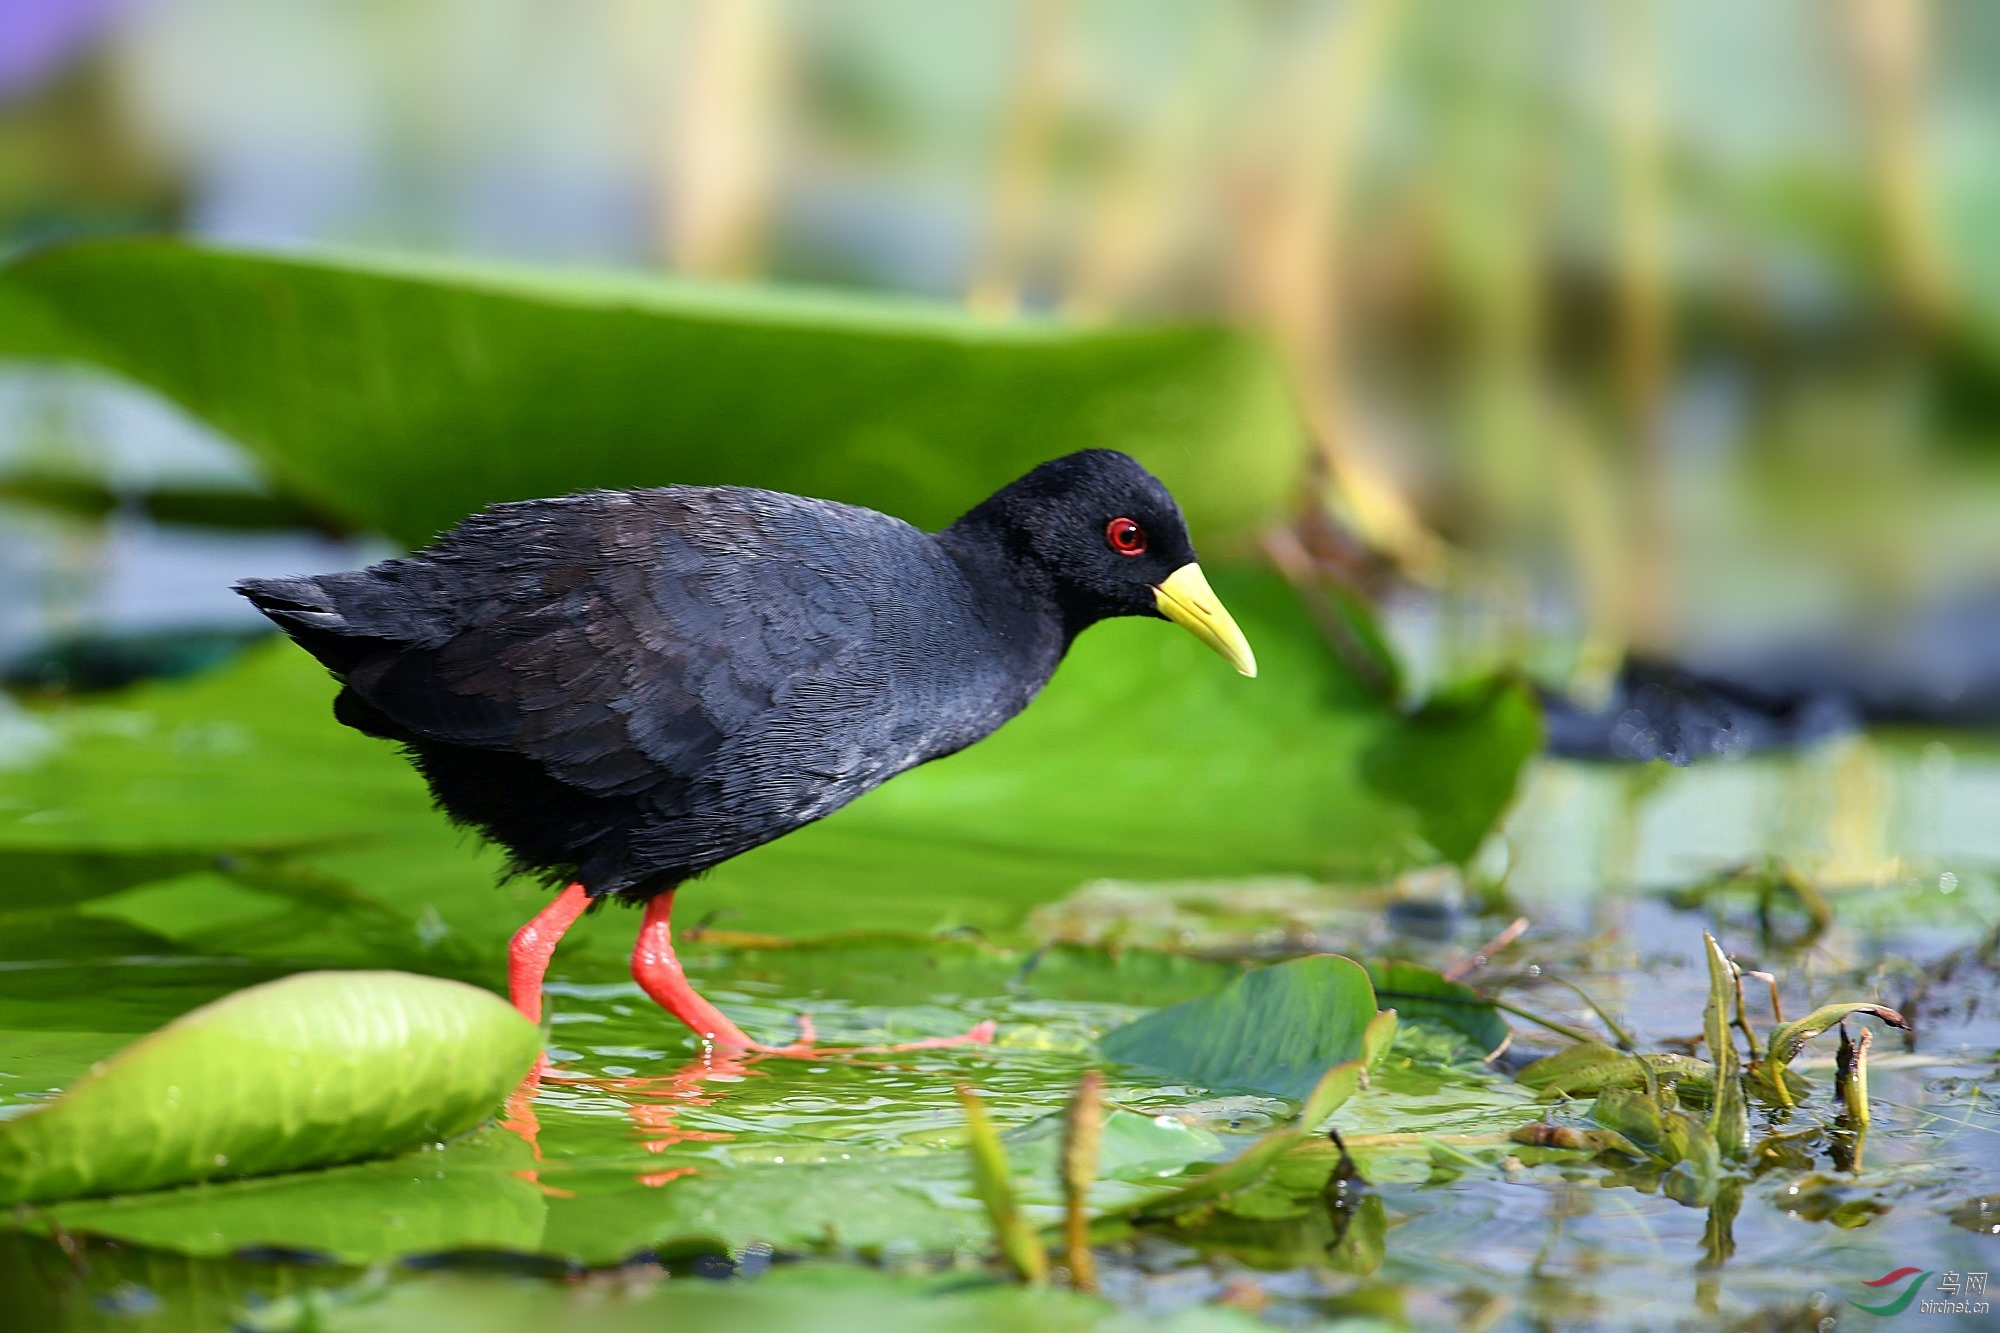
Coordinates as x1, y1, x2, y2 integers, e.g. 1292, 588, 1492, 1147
944, 450, 1257, 677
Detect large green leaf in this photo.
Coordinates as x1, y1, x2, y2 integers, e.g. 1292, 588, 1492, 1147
0, 971, 539, 1204
1359, 674, 1543, 863
0, 239, 1300, 547
1098, 956, 1388, 1100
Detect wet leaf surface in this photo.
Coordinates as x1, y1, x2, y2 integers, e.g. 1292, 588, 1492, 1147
1098, 956, 1383, 1100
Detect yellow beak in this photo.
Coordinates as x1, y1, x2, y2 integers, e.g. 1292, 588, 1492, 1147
1152, 564, 1257, 678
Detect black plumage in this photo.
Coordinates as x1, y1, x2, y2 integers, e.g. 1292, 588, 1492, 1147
237, 450, 1234, 906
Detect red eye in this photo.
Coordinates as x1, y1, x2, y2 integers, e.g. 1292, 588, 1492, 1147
1105, 517, 1147, 556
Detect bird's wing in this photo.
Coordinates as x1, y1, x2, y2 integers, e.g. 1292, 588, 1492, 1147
323, 488, 929, 799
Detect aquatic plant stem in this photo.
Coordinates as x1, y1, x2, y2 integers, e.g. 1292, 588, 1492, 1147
1840, 0, 1956, 330
1444, 916, 1530, 983
958, 1085, 1049, 1284
1233, 0, 1443, 577
1061, 1070, 1103, 1292
1745, 970, 1785, 1025
1489, 997, 1600, 1048
1836, 1022, 1873, 1129
664, 0, 782, 277
1730, 962, 1760, 1059
1538, 974, 1637, 1051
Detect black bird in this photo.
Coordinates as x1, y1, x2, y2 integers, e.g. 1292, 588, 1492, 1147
237, 450, 1255, 1050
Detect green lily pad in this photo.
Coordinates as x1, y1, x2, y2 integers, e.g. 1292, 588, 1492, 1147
29, 1088, 1228, 1267
1363, 960, 1511, 1056
235, 1261, 1275, 1333
46, 1130, 547, 1262
0, 971, 539, 1204
1098, 955, 1385, 1100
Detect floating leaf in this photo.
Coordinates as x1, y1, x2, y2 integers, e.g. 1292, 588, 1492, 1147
1586, 1088, 1667, 1159
1124, 1048, 1383, 1223
222, 1259, 1277, 1333
1516, 1041, 1639, 1094
43, 1130, 546, 1263
1582, 1087, 1725, 1209
1515, 1044, 1717, 1101
1364, 960, 1511, 1056
1422, 1137, 1501, 1180
0, 971, 539, 1204
1098, 956, 1384, 1100
29, 1106, 1220, 1268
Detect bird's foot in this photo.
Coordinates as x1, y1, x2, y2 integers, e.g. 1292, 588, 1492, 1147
631, 892, 996, 1057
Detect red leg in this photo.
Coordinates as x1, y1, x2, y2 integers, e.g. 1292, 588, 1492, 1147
509, 883, 591, 1023
630, 888, 995, 1056
632, 888, 756, 1050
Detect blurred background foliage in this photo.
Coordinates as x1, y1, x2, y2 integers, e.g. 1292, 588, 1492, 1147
1, 0, 1997, 703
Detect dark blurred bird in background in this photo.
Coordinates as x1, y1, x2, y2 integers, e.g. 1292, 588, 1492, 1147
238, 450, 1255, 1051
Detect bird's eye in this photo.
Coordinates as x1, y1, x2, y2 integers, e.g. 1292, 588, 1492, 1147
1105, 517, 1147, 556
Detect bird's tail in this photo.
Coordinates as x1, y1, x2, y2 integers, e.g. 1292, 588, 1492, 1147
235, 574, 375, 675
237, 573, 421, 741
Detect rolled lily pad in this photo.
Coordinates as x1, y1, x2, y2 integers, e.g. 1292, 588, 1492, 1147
1764, 1001, 1910, 1068
0, 971, 539, 1204
1098, 955, 1385, 1100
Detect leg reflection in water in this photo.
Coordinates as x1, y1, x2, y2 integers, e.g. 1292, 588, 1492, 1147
501, 1019, 999, 1191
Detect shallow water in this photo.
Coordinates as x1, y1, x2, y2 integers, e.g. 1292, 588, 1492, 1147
3, 731, 1997, 1330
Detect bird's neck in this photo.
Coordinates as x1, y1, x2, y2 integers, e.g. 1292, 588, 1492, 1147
934, 512, 1087, 658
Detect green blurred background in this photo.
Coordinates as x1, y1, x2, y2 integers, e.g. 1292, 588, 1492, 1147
3, 0, 1997, 703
